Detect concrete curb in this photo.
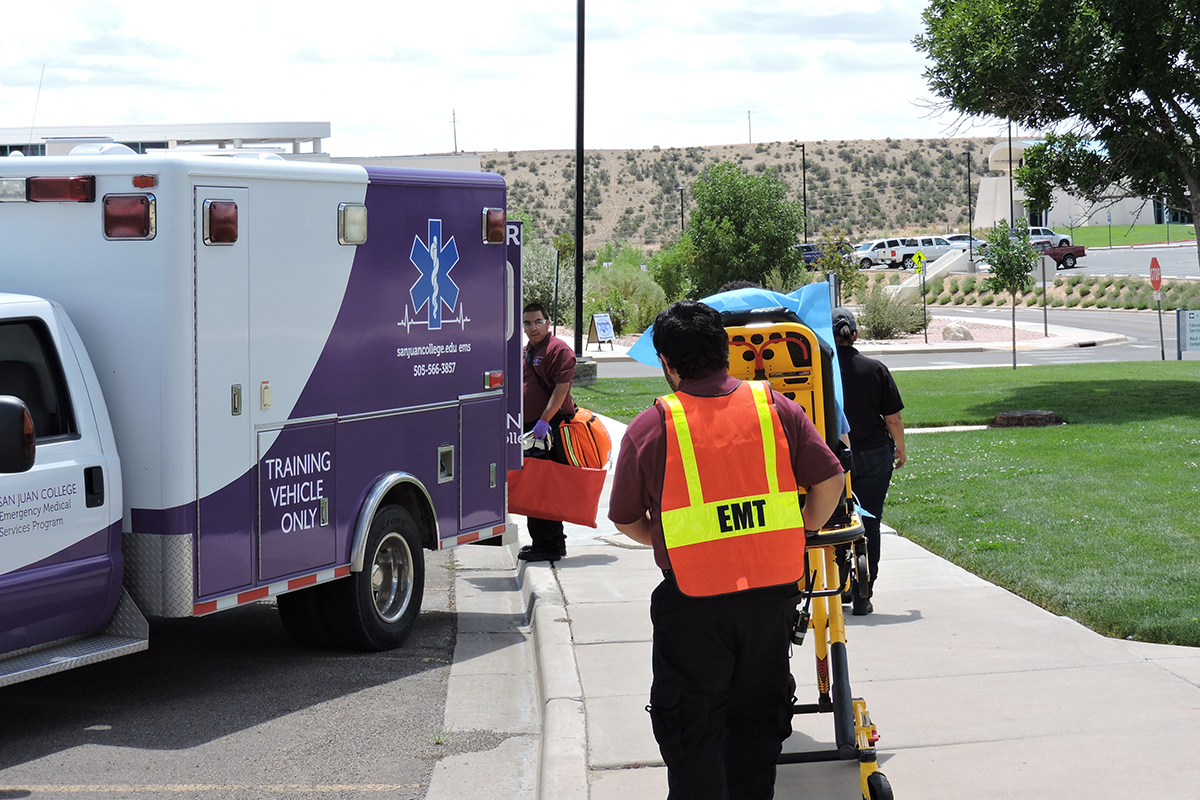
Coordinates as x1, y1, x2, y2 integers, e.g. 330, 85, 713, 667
521, 560, 590, 800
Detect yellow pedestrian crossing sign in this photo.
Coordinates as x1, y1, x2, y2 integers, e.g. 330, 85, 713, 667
913, 251, 926, 273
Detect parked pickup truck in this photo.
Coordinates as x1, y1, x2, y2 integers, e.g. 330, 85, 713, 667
1032, 240, 1087, 269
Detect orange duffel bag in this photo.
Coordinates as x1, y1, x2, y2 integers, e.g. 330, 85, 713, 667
507, 457, 607, 528
559, 407, 611, 469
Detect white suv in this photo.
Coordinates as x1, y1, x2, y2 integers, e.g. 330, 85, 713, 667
1028, 227, 1072, 246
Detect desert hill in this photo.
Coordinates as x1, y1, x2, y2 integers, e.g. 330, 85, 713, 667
481, 137, 1004, 257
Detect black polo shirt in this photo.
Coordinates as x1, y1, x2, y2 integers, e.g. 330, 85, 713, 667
837, 345, 904, 452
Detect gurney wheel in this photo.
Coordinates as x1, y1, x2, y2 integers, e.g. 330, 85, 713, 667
866, 771, 893, 800
856, 554, 870, 598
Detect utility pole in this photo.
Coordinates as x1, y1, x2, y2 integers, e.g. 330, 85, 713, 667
1008, 121, 1015, 229
574, 0, 585, 356
801, 143, 808, 243
966, 143, 973, 261
451, 109, 458, 154
748, 111, 751, 144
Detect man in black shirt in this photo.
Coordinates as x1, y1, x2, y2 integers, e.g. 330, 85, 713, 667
833, 307, 906, 615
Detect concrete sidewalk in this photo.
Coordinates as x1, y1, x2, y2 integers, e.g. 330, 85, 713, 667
563, 314, 1127, 365
433, 411, 1200, 800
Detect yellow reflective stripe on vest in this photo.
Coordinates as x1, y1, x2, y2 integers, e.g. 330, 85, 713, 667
661, 490, 802, 547
660, 382, 799, 548
660, 393, 704, 508
748, 381, 780, 495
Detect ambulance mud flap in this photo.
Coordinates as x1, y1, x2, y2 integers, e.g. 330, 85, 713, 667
0, 588, 149, 688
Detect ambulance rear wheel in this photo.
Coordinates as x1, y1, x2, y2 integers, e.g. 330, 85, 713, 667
330, 504, 425, 651
866, 771, 893, 800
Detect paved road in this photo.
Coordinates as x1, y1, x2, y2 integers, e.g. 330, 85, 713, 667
0, 550, 474, 800
1075, 243, 1199, 279
598, 305, 1196, 378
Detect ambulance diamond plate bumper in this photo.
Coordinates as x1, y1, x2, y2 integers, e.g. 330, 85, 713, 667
0, 588, 149, 688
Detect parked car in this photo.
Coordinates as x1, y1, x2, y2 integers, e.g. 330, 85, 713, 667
1028, 226, 1073, 246
1032, 239, 1086, 269
796, 242, 821, 264
881, 236, 954, 269
851, 238, 905, 268
945, 233, 989, 253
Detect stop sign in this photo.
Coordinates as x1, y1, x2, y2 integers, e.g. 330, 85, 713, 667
1150, 257, 1162, 291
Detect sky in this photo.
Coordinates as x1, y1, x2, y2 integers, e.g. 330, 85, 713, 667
0, 0, 1001, 158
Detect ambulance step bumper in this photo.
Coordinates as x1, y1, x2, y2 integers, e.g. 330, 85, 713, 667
0, 587, 149, 688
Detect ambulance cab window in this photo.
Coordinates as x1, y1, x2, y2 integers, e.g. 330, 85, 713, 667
0, 320, 77, 440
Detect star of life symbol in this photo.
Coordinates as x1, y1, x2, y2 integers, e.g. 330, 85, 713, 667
408, 219, 461, 331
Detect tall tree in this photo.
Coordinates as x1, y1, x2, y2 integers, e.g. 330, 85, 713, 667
686, 161, 806, 297
915, 0, 1200, 273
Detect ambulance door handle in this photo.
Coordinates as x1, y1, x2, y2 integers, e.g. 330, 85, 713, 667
231, 385, 242, 416
84, 466, 105, 508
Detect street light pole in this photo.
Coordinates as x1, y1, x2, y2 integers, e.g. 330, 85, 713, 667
966, 144, 973, 262
677, 186, 684, 231
801, 143, 808, 243
573, 0, 585, 357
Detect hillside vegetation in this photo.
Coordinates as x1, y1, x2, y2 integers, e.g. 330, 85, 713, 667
485, 137, 1005, 256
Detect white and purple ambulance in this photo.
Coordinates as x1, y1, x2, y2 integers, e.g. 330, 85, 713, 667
0, 148, 524, 685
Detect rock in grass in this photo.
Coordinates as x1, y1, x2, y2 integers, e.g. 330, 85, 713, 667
990, 410, 1064, 427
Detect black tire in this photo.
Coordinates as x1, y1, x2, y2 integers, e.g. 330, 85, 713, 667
867, 771, 893, 800
1062, 253, 1077, 268
856, 554, 870, 597
327, 504, 425, 651
277, 581, 338, 647
860, 258, 873, 269
901, 255, 914, 270
1059, 239, 1070, 247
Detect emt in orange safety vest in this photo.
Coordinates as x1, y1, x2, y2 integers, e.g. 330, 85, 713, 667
610, 301, 845, 800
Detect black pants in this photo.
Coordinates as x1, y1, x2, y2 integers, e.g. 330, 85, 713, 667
850, 443, 895, 592
523, 420, 569, 552
648, 579, 797, 800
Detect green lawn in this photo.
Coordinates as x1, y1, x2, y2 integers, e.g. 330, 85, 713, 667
575, 362, 1200, 646
1070, 223, 1196, 248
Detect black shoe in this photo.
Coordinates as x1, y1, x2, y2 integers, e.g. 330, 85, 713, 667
852, 597, 874, 616
518, 546, 564, 563
841, 591, 852, 605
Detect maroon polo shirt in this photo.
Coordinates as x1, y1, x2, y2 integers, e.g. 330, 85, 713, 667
523, 334, 577, 423
608, 370, 844, 570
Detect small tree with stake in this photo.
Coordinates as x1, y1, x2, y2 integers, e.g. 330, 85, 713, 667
983, 220, 1037, 369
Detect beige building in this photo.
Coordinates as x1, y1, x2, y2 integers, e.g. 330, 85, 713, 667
974, 139, 1188, 232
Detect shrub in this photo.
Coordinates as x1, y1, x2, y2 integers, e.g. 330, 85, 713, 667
583, 260, 666, 335
937, 293, 952, 304
961, 276, 978, 293
953, 294, 965, 305
966, 295, 977, 305
858, 283, 927, 339
522, 239, 577, 325
1082, 299, 1095, 308
1066, 296, 1081, 307
1096, 299, 1110, 308
980, 292, 995, 306
1078, 283, 1092, 297
1025, 295, 1039, 306
1051, 298, 1064, 307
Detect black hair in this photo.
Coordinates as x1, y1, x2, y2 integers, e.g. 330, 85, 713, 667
652, 301, 729, 380
834, 319, 856, 346
523, 302, 549, 319
718, 280, 758, 293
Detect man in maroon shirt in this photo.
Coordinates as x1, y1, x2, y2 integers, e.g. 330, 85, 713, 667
609, 300, 845, 800
520, 302, 577, 562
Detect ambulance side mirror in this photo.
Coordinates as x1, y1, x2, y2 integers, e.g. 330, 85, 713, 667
0, 395, 36, 473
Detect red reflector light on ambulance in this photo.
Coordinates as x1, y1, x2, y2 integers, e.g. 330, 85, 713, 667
28, 176, 96, 203
483, 207, 506, 244
485, 370, 504, 389
104, 194, 156, 239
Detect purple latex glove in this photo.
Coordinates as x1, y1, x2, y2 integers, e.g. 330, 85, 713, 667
532, 419, 553, 440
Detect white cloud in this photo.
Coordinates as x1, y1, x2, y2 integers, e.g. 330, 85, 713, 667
0, 0, 965, 156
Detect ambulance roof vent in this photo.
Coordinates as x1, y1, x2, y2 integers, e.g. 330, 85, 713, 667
69, 143, 138, 156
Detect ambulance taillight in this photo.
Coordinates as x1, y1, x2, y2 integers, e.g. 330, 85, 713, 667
28, 176, 96, 203
104, 194, 156, 239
